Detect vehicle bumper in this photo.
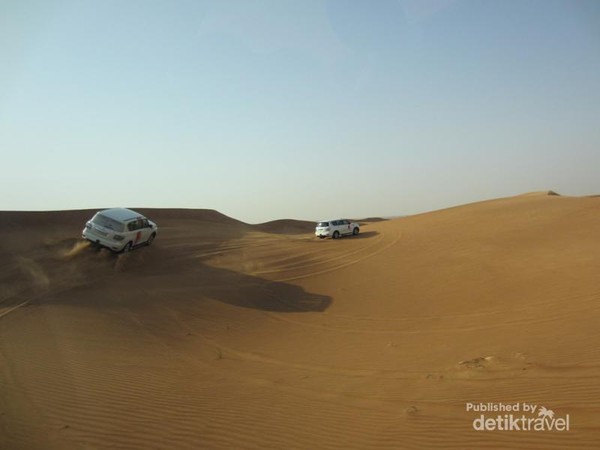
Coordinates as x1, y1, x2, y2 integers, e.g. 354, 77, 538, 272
82, 229, 124, 251
315, 231, 331, 237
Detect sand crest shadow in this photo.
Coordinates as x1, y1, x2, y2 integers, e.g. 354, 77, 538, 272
191, 264, 332, 313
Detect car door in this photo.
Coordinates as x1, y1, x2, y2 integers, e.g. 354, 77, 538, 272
331, 220, 342, 235
340, 219, 351, 235
126, 218, 146, 246
126, 220, 139, 245
134, 218, 152, 245
140, 218, 153, 243
333, 220, 345, 235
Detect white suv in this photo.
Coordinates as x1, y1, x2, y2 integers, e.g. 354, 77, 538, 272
82, 208, 158, 252
315, 219, 360, 239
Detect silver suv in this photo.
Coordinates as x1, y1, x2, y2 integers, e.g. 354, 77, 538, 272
315, 219, 360, 239
82, 208, 158, 252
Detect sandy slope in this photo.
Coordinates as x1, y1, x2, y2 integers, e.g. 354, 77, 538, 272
1, 195, 599, 449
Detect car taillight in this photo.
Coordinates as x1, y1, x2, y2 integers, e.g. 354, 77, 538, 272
113, 235, 124, 241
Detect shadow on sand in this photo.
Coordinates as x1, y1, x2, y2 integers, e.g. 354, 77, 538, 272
209, 266, 330, 312
343, 231, 379, 240
7, 238, 332, 314
142, 261, 332, 313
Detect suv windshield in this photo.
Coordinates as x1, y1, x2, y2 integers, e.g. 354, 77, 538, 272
92, 214, 124, 232
317, 222, 329, 227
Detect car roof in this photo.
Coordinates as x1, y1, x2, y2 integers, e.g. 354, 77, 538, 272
97, 208, 143, 222
318, 219, 347, 223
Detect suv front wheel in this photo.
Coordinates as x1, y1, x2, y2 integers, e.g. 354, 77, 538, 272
147, 233, 156, 245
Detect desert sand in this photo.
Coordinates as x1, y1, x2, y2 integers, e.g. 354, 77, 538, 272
1, 193, 599, 449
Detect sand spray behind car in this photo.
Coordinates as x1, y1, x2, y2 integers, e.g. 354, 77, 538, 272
1, 238, 139, 319
62, 240, 91, 258
62, 240, 133, 271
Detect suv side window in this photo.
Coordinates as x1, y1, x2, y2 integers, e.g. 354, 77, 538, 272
143, 219, 149, 228
332, 220, 339, 226
127, 221, 138, 231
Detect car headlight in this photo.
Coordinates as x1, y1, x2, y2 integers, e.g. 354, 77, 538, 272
113, 235, 124, 241
85, 222, 92, 229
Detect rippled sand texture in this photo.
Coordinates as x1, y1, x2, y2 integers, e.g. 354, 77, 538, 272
1, 194, 599, 449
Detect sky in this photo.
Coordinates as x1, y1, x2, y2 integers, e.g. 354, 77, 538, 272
1, 0, 599, 223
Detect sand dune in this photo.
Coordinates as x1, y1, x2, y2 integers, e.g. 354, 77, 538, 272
254, 219, 316, 235
517, 190, 561, 197
1, 195, 599, 449
357, 217, 389, 223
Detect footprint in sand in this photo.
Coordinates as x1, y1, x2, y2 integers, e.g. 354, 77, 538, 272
458, 356, 493, 369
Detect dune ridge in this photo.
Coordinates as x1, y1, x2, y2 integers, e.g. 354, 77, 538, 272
517, 190, 561, 196
254, 219, 316, 235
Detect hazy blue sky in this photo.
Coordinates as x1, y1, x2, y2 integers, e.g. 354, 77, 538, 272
1, 0, 599, 222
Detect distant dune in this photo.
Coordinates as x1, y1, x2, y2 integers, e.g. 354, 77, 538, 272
1, 194, 599, 449
357, 217, 388, 222
517, 190, 561, 196
0, 208, 248, 230
254, 218, 315, 234
136, 208, 249, 226
0, 209, 98, 229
